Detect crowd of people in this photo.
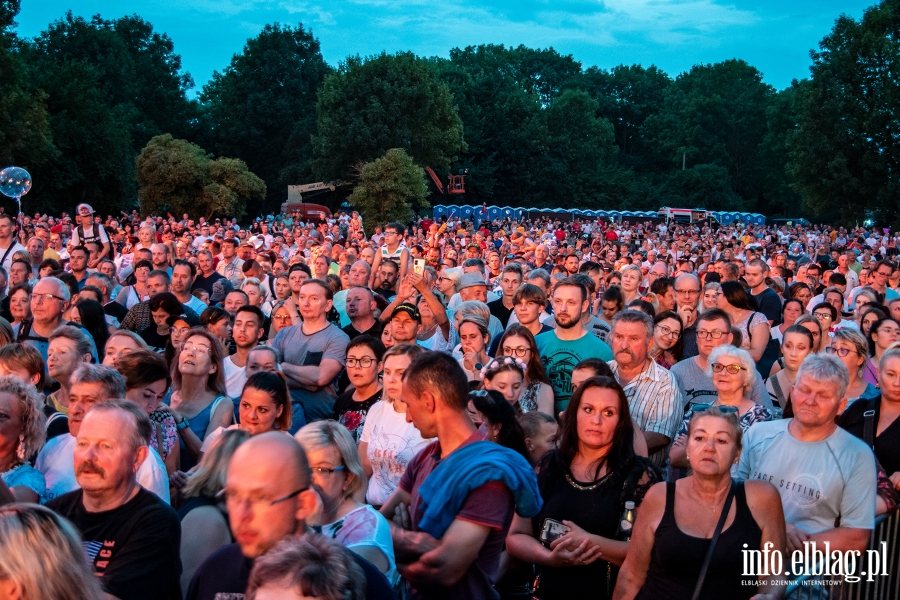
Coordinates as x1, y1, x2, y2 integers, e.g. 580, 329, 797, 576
0, 201, 898, 599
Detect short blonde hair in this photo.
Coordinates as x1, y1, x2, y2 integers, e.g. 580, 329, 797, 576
294, 421, 366, 500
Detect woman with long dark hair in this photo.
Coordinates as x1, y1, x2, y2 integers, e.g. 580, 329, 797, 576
506, 377, 660, 599
717, 281, 770, 362
70, 299, 110, 355
468, 389, 530, 460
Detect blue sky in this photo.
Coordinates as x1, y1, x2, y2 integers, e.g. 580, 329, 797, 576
18, 0, 876, 95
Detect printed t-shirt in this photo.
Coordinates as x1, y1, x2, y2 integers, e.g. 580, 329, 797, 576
737, 419, 876, 534
47, 488, 181, 600
359, 399, 433, 506
536, 330, 613, 412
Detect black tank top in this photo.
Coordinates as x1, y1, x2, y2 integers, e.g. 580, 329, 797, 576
635, 481, 761, 600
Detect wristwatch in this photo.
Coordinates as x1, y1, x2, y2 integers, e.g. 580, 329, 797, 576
176, 417, 190, 431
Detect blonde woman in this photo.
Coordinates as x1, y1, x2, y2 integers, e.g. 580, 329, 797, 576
295, 421, 395, 578
178, 429, 250, 595
619, 264, 643, 305
0, 376, 47, 503
0, 504, 106, 600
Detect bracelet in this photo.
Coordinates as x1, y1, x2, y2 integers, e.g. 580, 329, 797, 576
177, 417, 190, 431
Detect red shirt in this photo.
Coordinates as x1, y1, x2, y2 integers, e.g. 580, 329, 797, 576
399, 429, 514, 600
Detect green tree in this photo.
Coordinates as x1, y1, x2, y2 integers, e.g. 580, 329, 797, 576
313, 52, 465, 182
198, 23, 329, 213
20, 12, 194, 214
0, 0, 54, 210
537, 89, 634, 208
757, 83, 804, 218
641, 60, 774, 205
347, 148, 428, 230
135, 134, 265, 220
578, 64, 672, 166
649, 164, 745, 211
431, 56, 545, 204
789, 0, 900, 225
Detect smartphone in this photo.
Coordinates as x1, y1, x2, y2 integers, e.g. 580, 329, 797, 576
413, 258, 426, 275
540, 518, 571, 544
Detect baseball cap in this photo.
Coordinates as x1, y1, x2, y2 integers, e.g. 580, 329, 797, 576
210, 278, 234, 304
391, 303, 421, 322
76, 203, 94, 217
458, 273, 488, 290
166, 312, 202, 329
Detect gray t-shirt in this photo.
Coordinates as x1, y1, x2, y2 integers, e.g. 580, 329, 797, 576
737, 419, 876, 534
272, 323, 349, 423
669, 356, 772, 410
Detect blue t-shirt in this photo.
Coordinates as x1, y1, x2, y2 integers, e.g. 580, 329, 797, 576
536, 331, 613, 412
737, 419, 876, 534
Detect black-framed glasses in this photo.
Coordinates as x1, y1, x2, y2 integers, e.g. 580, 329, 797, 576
346, 357, 376, 368
825, 346, 857, 357
696, 330, 726, 339
217, 486, 308, 510
655, 324, 681, 339
711, 363, 746, 374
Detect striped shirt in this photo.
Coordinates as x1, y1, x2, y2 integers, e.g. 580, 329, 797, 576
609, 359, 683, 472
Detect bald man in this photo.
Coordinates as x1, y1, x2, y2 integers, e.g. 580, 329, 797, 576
186, 433, 394, 600
335, 260, 372, 327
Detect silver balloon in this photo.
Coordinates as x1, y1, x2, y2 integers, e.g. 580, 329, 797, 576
0, 167, 31, 199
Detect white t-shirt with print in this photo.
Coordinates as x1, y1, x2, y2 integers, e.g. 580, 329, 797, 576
737, 419, 876, 535
359, 400, 433, 506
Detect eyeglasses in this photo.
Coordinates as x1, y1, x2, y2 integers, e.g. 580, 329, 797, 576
696, 329, 726, 339
311, 466, 345, 476
169, 326, 191, 335
346, 357, 376, 368
813, 313, 833, 322
181, 342, 212, 355
655, 324, 681, 339
217, 487, 308, 510
711, 363, 746, 374
32, 293, 66, 303
674, 288, 700, 296
501, 346, 530, 358
272, 314, 293, 322
825, 346, 857, 357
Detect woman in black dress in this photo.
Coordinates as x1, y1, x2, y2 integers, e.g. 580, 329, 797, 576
506, 376, 659, 599
614, 407, 786, 600
839, 346, 900, 491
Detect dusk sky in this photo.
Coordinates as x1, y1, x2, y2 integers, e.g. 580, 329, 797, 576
18, 0, 876, 95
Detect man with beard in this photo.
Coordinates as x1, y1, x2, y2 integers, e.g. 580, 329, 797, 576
47, 400, 182, 599
535, 277, 612, 414
607, 309, 682, 472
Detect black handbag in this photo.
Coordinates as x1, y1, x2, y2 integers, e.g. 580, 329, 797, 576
748, 312, 781, 376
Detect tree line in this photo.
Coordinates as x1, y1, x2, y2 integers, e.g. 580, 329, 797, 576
1, 0, 898, 225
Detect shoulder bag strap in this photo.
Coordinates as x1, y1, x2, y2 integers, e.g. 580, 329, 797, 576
0, 242, 16, 268
770, 374, 787, 407
691, 480, 738, 600
863, 396, 879, 449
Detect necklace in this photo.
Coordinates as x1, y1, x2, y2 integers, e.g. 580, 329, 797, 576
565, 470, 610, 491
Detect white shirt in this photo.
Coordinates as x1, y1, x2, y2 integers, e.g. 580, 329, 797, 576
182, 294, 208, 315
35, 434, 170, 504
223, 355, 248, 400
